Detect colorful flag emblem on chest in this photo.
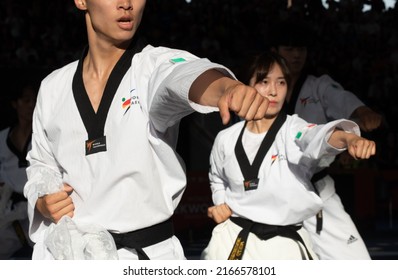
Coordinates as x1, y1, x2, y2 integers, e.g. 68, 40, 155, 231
122, 97, 131, 109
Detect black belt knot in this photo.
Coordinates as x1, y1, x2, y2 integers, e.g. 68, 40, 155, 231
228, 217, 314, 260
109, 218, 174, 260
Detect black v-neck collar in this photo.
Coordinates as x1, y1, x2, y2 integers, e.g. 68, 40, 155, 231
235, 111, 287, 183
72, 37, 144, 140
6, 126, 31, 168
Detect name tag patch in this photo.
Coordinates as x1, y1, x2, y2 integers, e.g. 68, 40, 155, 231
86, 135, 107, 155
243, 178, 259, 191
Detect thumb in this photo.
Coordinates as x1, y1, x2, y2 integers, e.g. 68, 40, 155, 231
348, 145, 358, 160
208, 206, 218, 218
63, 184, 74, 193
218, 101, 231, 125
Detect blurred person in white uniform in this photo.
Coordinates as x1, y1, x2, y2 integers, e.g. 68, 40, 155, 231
0, 82, 37, 259
270, 19, 382, 259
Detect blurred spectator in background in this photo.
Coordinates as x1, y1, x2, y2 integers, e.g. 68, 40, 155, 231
0, 80, 37, 259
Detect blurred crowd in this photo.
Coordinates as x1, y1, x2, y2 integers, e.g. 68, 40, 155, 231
1, 0, 397, 169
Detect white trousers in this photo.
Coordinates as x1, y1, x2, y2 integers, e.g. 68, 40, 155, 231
304, 193, 371, 260
201, 219, 318, 260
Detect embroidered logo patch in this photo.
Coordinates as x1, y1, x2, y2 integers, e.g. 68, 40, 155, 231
122, 97, 131, 109
271, 154, 278, 165
299, 97, 319, 106
296, 124, 316, 139
347, 235, 358, 244
300, 97, 311, 106
243, 178, 259, 191
170, 57, 186, 64
122, 89, 140, 115
85, 136, 107, 155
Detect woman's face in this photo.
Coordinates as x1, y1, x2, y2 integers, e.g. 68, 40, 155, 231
250, 63, 287, 118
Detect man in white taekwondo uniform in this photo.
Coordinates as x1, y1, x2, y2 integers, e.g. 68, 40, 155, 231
271, 20, 382, 259
23, 0, 269, 260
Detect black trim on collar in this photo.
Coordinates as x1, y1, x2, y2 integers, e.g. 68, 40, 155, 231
72, 37, 145, 141
234, 111, 287, 188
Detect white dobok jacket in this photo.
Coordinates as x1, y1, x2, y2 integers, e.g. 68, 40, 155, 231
209, 115, 360, 226
24, 44, 233, 259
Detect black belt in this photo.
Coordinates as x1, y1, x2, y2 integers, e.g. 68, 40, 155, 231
109, 218, 174, 260
228, 217, 314, 260
311, 169, 329, 185
10, 191, 27, 207
311, 169, 329, 234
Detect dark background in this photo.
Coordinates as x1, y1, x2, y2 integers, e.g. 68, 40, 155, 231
1, 0, 398, 259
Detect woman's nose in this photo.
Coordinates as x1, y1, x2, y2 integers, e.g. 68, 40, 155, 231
269, 83, 277, 96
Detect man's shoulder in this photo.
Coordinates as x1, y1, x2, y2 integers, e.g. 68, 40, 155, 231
305, 74, 340, 87
42, 60, 79, 85
302, 74, 344, 94
305, 74, 332, 83
138, 45, 199, 63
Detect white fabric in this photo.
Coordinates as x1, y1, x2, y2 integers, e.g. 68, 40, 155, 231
24, 44, 234, 260
294, 74, 364, 125
303, 193, 371, 259
294, 74, 370, 259
29, 168, 118, 259
242, 128, 267, 163
201, 219, 318, 260
44, 216, 118, 260
116, 236, 186, 260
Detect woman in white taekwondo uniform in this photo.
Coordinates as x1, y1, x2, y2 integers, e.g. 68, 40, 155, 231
201, 52, 376, 260
271, 19, 382, 259
23, 0, 269, 260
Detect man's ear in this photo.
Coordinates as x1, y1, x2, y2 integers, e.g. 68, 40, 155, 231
74, 0, 87, 11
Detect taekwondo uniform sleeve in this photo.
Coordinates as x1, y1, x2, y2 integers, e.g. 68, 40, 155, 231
292, 116, 361, 168
132, 45, 236, 134
312, 75, 364, 121
23, 72, 68, 244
